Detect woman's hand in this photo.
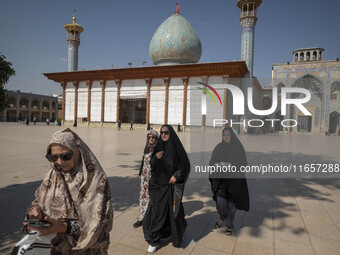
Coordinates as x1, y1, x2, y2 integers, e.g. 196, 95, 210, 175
30, 216, 67, 236
156, 151, 164, 159
169, 176, 177, 184
27, 207, 42, 220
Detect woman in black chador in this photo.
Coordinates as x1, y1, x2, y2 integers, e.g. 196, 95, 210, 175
143, 125, 190, 253
209, 127, 249, 235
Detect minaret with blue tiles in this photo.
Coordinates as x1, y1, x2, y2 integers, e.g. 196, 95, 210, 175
64, 10, 83, 71
237, 0, 262, 77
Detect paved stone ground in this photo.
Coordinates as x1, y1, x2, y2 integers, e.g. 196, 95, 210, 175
0, 122, 340, 255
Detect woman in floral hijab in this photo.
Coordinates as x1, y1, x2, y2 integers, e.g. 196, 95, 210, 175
25, 128, 113, 254
133, 130, 159, 228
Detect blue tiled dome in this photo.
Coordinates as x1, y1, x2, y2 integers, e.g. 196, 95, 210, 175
149, 12, 202, 66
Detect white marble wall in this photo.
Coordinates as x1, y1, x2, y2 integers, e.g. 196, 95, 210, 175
90, 81, 101, 122
168, 78, 184, 125
104, 80, 117, 122
187, 77, 202, 126
206, 76, 224, 127
77, 82, 87, 118
121, 79, 146, 90
65, 82, 75, 121
62, 75, 226, 125
150, 90, 165, 124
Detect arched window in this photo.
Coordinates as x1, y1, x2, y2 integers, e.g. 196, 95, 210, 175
306, 52, 311, 61
295, 53, 298, 62
20, 98, 28, 108
32, 99, 39, 110
312, 51, 317, 61
42, 101, 49, 110
8, 97, 16, 108
293, 74, 323, 101
300, 52, 304, 61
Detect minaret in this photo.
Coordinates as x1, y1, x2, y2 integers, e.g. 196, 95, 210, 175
64, 10, 83, 71
237, 0, 262, 77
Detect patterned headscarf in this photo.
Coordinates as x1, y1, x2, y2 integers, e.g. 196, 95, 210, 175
143, 130, 159, 154
28, 128, 113, 251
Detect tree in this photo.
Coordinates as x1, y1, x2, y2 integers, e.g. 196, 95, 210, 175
0, 54, 16, 112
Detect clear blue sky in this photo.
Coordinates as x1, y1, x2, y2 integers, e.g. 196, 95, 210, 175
1, 0, 339, 95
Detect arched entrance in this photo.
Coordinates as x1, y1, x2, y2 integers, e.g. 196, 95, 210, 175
329, 111, 340, 134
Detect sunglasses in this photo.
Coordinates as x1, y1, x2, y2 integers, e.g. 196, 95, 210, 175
160, 131, 170, 135
46, 152, 73, 162
147, 136, 156, 140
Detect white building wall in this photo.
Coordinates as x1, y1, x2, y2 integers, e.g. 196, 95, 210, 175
104, 80, 117, 122
168, 78, 184, 125
150, 79, 165, 124
77, 82, 87, 118
65, 82, 74, 121
187, 77, 202, 126
150, 90, 165, 124
121, 79, 146, 91
206, 76, 224, 126
90, 81, 101, 122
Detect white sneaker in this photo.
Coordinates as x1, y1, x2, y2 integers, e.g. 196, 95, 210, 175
147, 244, 159, 253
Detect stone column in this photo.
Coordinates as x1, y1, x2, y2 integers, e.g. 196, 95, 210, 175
86, 81, 92, 123
61, 82, 66, 122
100, 80, 106, 124
164, 77, 170, 125
28, 96, 32, 121
38, 99, 42, 121
145, 78, 152, 126
49, 100, 53, 120
222, 75, 229, 127
73, 81, 79, 123
182, 77, 188, 127
116, 79, 121, 123
16, 96, 20, 120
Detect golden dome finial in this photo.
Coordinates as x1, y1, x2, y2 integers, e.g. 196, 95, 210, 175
72, 9, 76, 23
176, 1, 180, 14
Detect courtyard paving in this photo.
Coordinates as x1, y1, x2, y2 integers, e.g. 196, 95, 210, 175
0, 122, 339, 255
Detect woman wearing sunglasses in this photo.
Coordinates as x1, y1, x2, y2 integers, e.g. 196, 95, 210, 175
24, 128, 113, 254
133, 130, 159, 228
143, 125, 190, 253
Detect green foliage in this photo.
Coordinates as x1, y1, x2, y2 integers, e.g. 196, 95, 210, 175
0, 54, 16, 112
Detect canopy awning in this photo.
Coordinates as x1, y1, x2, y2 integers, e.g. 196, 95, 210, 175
120, 91, 147, 100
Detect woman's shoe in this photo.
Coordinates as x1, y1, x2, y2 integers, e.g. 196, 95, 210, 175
215, 220, 224, 228
147, 244, 160, 253
133, 220, 143, 228
225, 227, 233, 235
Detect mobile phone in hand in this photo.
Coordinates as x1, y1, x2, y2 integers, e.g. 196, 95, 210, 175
24, 219, 51, 228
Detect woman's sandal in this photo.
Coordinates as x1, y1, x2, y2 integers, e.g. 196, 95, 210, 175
215, 220, 224, 228
225, 228, 233, 235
